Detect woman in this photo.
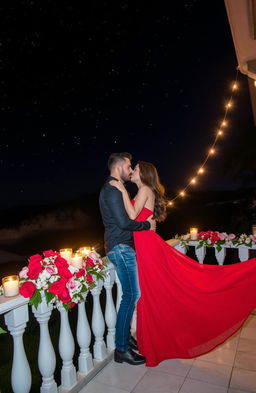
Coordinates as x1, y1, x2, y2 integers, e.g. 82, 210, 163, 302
110, 161, 256, 367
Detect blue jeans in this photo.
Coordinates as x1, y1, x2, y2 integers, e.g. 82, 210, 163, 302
107, 244, 140, 351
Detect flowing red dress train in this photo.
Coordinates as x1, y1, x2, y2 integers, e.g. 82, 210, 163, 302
133, 204, 256, 367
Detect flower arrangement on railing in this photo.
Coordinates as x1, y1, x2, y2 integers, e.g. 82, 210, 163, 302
18, 249, 107, 310
176, 231, 256, 252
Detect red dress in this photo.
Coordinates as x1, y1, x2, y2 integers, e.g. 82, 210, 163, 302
133, 203, 256, 367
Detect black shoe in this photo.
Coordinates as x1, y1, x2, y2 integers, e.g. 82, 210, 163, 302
129, 335, 138, 351
114, 348, 146, 365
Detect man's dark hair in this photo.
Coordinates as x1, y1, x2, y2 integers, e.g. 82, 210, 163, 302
108, 152, 132, 171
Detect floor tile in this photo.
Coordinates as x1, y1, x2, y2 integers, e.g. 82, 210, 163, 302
221, 335, 240, 351
95, 360, 147, 391
197, 348, 236, 366
79, 380, 130, 393
230, 368, 256, 392
228, 389, 253, 393
151, 358, 194, 377
133, 370, 184, 393
240, 328, 256, 340
187, 359, 232, 387
242, 316, 256, 329
234, 352, 256, 371
179, 378, 228, 393
237, 338, 256, 354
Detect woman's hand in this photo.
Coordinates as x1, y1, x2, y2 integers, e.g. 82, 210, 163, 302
109, 180, 126, 193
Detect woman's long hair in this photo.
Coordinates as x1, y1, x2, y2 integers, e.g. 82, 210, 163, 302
137, 161, 167, 222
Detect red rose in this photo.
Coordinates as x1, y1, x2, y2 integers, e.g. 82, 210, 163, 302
86, 257, 95, 267
48, 278, 66, 295
29, 254, 43, 264
86, 274, 93, 285
20, 281, 36, 298
58, 287, 72, 303
58, 266, 73, 280
75, 268, 86, 278
43, 250, 59, 258
27, 260, 43, 279
69, 302, 76, 309
54, 256, 69, 269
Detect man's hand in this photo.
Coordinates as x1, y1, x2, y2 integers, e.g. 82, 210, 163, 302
147, 215, 156, 232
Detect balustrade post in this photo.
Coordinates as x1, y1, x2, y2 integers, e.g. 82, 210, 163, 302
76, 293, 93, 375
4, 304, 32, 393
91, 280, 107, 360
238, 246, 249, 262
57, 304, 77, 389
195, 245, 206, 264
115, 272, 122, 313
214, 246, 226, 265
32, 296, 57, 393
104, 268, 116, 349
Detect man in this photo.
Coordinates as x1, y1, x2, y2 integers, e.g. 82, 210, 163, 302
99, 152, 155, 365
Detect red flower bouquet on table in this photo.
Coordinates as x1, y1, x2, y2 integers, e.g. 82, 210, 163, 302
19, 249, 106, 310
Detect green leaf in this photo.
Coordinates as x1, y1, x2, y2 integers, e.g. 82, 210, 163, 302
29, 289, 42, 309
45, 291, 55, 304
216, 244, 222, 252
0, 326, 7, 334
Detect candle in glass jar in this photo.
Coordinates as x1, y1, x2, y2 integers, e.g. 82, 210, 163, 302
70, 254, 83, 269
190, 227, 198, 240
2, 275, 19, 297
78, 246, 91, 257
59, 248, 73, 263
252, 225, 256, 236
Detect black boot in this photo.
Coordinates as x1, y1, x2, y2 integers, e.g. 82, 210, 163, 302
114, 348, 146, 365
129, 335, 138, 350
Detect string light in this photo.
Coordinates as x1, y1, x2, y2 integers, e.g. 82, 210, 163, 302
168, 69, 239, 207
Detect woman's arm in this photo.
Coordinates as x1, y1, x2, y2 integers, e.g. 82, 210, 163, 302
109, 180, 149, 219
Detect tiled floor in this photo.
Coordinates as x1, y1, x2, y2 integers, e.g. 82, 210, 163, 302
80, 313, 256, 393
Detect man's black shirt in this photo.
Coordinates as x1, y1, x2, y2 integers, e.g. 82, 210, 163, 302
99, 176, 150, 253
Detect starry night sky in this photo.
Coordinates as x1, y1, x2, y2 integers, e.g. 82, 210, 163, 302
1, 0, 254, 209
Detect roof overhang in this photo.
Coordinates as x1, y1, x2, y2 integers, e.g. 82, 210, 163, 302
224, 0, 256, 125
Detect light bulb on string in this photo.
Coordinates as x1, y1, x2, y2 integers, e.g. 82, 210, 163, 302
166, 70, 239, 208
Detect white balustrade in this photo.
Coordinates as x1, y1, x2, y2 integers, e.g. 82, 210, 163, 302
57, 304, 77, 389
103, 266, 116, 349
32, 296, 57, 393
76, 292, 93, 376
172, 240, 256, 265
4, 303, 32, 393
91, 280, 107, 360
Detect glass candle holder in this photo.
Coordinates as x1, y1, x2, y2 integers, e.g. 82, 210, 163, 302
70, 253, 83, 269
252, 225, 256, 236
190, 227, 198, 240
59, 248, 73, 263
78, 246, 91, 257
2, 275, 19, 297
